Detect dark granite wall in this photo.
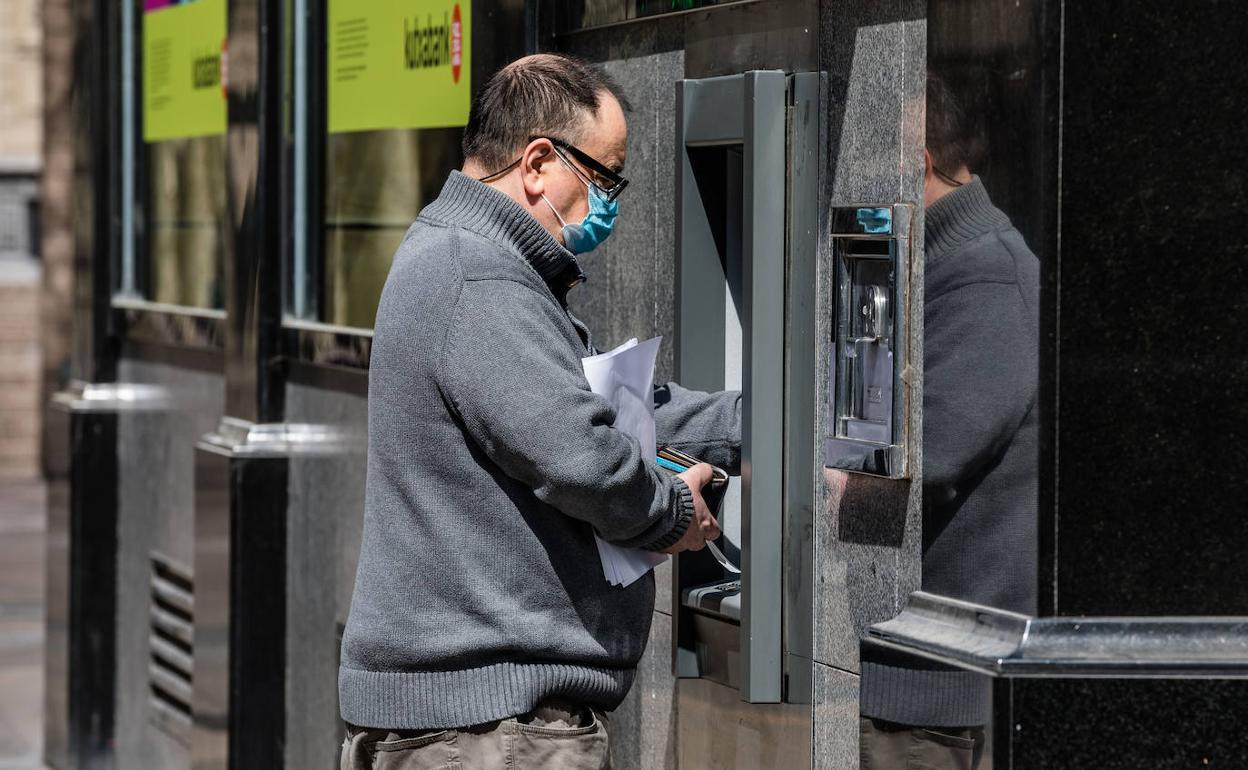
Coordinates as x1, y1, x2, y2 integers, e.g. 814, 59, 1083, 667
1051, 0, 1248, 617
1013, 3, 1248, 767
1012, 680, 1248, 769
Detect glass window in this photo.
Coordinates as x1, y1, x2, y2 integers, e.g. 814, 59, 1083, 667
120, 0, 229, 312
287, 0, 525, 332
143, 138, 228, 309
318, 129, 462, 328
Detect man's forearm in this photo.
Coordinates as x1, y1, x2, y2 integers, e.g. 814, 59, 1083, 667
654, 383, 742, 473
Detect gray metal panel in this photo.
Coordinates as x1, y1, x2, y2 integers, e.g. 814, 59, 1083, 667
681, 75, 746, 146
113, 359, 222, 770
678, 70, 783, 703
782, 71, 823, 706
191, 439, 231, 770
739, 70, 787, 704
675, 69, 788, 705
868, 591, 1248, 673
675, 78, 728, 392
283, 383, 368, 770
673, 76, 732, 682
865, 592, 1248, 680
42, 400, 71, 770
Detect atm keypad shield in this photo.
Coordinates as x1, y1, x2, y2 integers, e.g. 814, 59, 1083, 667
826, 204, 914, 478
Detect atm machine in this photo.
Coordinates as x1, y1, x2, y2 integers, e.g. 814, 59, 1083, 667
668, 66, 918, 768
672, 70, 797, 703
668, 70, 812, 767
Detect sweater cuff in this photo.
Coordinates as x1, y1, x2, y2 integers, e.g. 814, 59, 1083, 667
637, 477, 696, 552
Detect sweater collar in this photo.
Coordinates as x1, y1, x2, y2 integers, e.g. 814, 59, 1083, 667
924, 175, 1011, 260
421, 170, 586, 293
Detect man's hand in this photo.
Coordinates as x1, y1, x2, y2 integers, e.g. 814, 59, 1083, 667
662, 463, 722, 554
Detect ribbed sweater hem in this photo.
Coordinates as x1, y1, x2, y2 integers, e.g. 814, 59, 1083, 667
339, 662, 636, 730
859, 661, 991, 727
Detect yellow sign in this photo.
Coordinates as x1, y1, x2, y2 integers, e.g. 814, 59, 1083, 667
142, 0, 228, 142
328, 0, 472, 134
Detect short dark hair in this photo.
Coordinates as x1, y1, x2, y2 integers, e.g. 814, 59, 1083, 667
462, 54, 632, 171
926, 72, 984, 173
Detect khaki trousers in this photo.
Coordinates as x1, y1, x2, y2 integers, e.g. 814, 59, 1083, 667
341, 700, 610, 770
860, 718, 989, 770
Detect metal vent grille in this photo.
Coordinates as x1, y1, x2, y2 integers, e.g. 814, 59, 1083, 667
149, 553, 194, 743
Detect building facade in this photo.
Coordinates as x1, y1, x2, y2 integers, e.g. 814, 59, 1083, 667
42, 0, 1248, 768
0, 0, 43, 481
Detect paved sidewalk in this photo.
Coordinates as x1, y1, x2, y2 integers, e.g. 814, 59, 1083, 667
0, 478, 45, 770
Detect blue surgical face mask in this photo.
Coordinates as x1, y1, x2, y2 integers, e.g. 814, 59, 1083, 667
542, 160, 619, 254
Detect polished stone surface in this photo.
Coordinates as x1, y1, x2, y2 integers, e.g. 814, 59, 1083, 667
1013, 679, 1248, 768
610, 610, 677, 770
1005, 5, 1248, 763
814, 473, 919, 671
925, 4, 1248, 767
284, 383, 368, 770
813, 663, 859, 770
813, 0, 926, 675
652, 557, 673, 617
1051, 1, 1248, 617
676, 678, 811, 770
558, 25, 685, 382
820, 1, 926, 204
0, 479, 45, 770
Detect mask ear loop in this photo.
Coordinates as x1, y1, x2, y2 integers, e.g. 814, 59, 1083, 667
543, 150, 593, 228
542, 194, 570, 228
480, 145, 588, 232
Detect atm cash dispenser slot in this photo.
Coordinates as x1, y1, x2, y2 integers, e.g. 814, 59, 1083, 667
825, 204, 914, 479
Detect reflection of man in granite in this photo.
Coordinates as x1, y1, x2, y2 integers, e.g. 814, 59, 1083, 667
858, 75, 1039, 769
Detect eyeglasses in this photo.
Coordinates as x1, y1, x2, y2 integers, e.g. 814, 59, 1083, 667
533, 136, 629, 202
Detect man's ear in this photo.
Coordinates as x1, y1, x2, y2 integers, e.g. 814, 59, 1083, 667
520, 139, 556, 199
923, 148, 935, 182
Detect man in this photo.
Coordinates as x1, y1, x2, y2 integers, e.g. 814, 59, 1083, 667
338, 54, 741, 769
858, 75, 1040, 769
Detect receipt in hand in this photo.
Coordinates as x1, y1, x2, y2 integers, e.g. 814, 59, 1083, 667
581, 336, 667, 588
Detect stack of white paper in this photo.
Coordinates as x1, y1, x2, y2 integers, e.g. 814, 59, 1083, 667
582, 337, 668, 588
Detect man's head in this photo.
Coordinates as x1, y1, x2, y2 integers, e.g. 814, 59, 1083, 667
462, 55, 631, 250
925, 73, 980, 206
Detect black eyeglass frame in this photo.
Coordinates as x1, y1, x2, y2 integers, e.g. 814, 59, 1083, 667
532, 135, 629, 202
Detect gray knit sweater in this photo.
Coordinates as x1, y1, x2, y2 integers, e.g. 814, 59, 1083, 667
338, 171, 741, 730
860, 176, 1039, 726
